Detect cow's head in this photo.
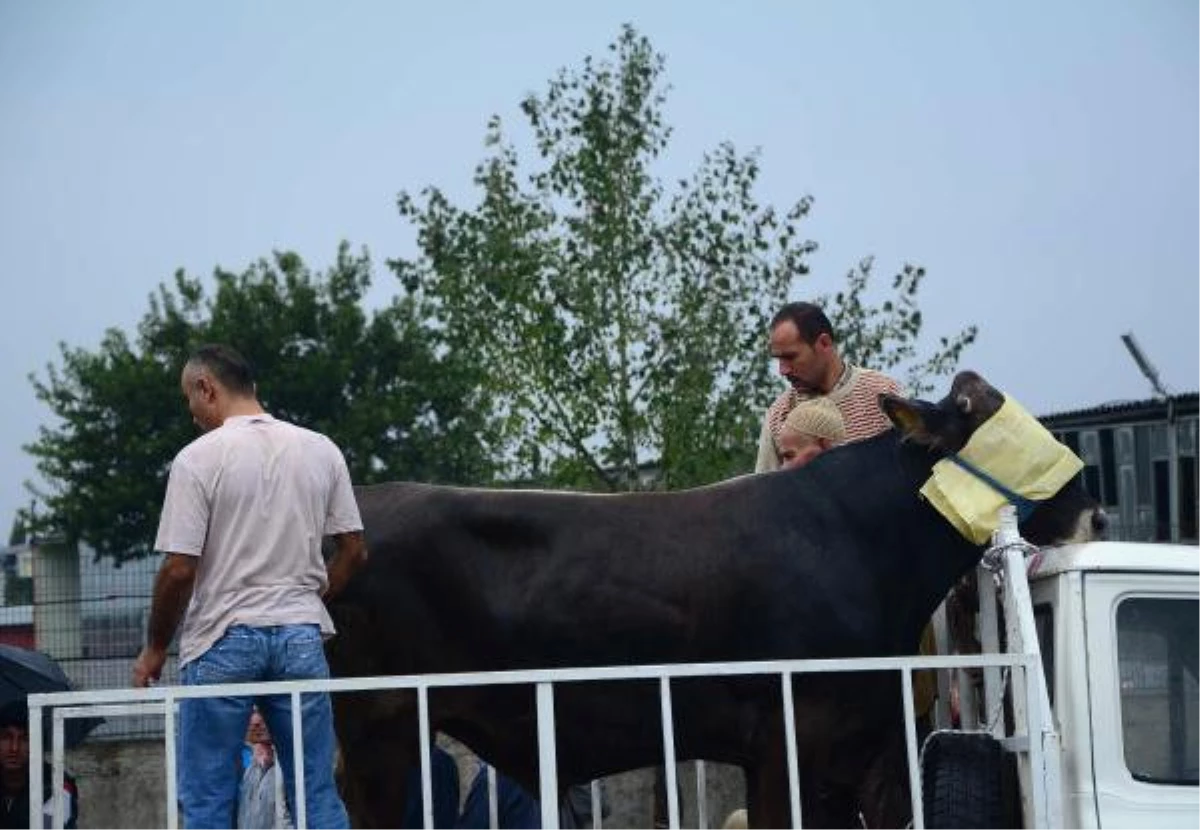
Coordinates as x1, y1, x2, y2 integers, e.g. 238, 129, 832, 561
879, 370, 1107, 547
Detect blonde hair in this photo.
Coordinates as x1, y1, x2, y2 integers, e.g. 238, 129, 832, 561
722, 808, 748, 829
781, 396, 845, 444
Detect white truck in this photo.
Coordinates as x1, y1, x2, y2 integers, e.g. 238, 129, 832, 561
924, 516, 1198, 829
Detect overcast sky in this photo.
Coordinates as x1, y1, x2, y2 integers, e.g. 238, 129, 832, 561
1, 0, 1196, 532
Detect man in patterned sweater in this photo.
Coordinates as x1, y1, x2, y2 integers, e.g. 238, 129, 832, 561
755, 300, 940, 792
755, 301, 903, 473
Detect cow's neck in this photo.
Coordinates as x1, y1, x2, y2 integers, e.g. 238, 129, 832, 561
808, 432, 985, 653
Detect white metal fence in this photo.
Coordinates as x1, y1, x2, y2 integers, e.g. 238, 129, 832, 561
29, 650, 1046, 829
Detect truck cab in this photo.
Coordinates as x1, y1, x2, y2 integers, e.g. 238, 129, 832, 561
1028, 542, 1198, 828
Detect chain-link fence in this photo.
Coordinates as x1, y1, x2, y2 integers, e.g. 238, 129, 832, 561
3, 542, 175, 741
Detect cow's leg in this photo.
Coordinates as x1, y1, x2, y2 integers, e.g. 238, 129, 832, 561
807, 768, 864, 829
856, 730, 914, 829
746, 755, 860, 828
744, 723, 852, 829
332, 690, 419, 828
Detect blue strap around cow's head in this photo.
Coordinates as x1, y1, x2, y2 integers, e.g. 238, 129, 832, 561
946, 453, 1039, 522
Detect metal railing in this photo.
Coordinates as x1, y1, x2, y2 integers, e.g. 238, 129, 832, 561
29, 649, 1044, 830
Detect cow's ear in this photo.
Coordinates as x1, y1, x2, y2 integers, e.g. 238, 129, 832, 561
880, 393, 947, 447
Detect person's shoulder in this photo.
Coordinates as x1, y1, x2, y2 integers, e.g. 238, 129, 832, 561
275, 420, 347, 461
764, 387, 795, 421
173, 430, 221, 468
854, 366, 903, 394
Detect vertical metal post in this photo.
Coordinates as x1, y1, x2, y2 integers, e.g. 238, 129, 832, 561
695, 761, 708, 830
591, 779, 602, 829
29, 704, 43, 830
417, 685, 432, 830
978, 564, 1004, 737
291, 690, 308, 829
780, 672, 802, 829
1017, 666, 1046, 830
659, 677, 680, 829
165, 694, 178, 830
52, 711, 65, 829
901, 669, 925, 830
488, 765, 499, 830
1025, 655, 1062, 829
536, 683, 560, 830
931, 601, 952, 729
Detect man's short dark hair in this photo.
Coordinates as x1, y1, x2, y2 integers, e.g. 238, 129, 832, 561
188, 344, 256, 396
0, 702, 28, 732
770, 302, 836, 345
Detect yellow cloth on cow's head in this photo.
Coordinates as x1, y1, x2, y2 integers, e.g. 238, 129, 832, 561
920, 397, 1084, 544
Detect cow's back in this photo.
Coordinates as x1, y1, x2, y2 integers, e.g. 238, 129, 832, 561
330, 435, 963, 679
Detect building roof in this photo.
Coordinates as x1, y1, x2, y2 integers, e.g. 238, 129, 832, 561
1038, 392, 1199, 429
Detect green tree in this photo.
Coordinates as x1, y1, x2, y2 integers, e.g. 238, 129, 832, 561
823, 257, 977, 397
392, 25, 975, 492
25, 244, 494, 564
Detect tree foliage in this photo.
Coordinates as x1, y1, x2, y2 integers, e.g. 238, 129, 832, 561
25, 244, 494, 564
823, 257, 977, 397
392, 25, 975, 491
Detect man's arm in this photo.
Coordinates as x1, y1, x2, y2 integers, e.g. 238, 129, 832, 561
754, 418, 780, 473
132, 553, 197, 687
323, 530, 367, 602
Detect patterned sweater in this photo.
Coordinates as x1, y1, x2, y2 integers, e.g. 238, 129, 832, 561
754, 364, 903, 473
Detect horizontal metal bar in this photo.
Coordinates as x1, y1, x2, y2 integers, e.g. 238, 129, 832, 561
55, 703, 166, 719
999, 735, 1031, 753
28, 652, 1037, 710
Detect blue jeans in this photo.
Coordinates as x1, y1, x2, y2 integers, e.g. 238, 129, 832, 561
179, 624, 349, 829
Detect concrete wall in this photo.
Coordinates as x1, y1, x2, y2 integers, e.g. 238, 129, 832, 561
68, 736, 746, 829
68, 740, 168, 830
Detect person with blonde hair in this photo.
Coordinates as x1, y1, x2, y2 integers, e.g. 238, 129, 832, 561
776, 395, 846, 469
756, 301, 902, 472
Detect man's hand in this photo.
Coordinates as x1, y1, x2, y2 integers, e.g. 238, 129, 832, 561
132, 645, 166, 688
133, 552, 198, 687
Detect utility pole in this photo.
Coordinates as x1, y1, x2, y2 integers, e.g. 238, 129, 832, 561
1121, 333, 1178, 540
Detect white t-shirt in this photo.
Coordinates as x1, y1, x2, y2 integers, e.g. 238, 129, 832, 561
155, 414, 363, 666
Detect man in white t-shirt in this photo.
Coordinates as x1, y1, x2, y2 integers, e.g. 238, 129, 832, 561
131, 343, 367, 829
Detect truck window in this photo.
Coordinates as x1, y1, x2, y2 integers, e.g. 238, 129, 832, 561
1116, 597, 1199, 785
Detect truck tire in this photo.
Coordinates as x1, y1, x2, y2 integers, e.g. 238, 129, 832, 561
921, 731, 1011, 828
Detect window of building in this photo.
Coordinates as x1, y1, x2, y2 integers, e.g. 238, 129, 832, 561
1116, 597, 1198, 785
1154, 460, 1173, 541
1177, 418, 1198, 457
1083, 467, 1103, 505
1179, 456, 1197, 542
1135, 426, 1152, 507
1080, 431, 1103, 504
1100, 429, 1118, 507
1061, 431, 1080, 456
